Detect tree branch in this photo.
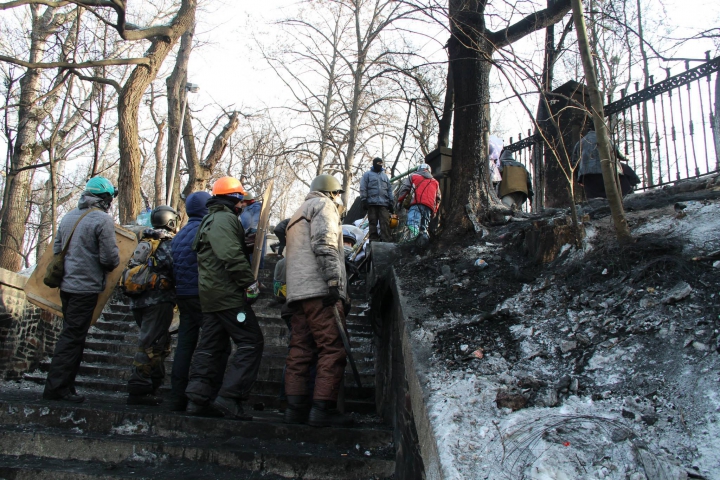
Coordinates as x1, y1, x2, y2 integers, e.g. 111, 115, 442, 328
0, 54, 150, 69
0, 0, 69, 9
489, 0, 572, 49
68, 68, 121, 92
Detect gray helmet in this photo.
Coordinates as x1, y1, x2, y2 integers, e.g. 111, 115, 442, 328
310, 174, 343, 193
151, 205, 179, 231
243, 192, 255, 202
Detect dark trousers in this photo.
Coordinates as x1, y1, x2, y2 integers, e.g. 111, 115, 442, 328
128, 302, 174, 396
285, 298, 347, 402
186, 306, 264, 404
44, 291, 99, 398
170, 296, 230, 401
367, 205, 391, 242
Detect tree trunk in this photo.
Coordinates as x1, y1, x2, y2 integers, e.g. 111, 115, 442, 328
571, 0, 631, 243
0, 6, 55, 271
182, 112, 240, 198
444, 1, 506, 234
154, 119, 166, 208
317, 46, 338, 176
117, 0, 195, 224
436, 47, 454, 149
166, 26, 193, 210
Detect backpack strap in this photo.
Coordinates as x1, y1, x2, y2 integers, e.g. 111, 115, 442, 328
60, 208, 99, 255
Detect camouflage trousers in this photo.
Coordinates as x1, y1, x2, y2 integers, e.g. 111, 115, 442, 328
128, 302, 174, 396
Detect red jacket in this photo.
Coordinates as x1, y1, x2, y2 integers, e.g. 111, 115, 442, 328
398, 172, 441, 213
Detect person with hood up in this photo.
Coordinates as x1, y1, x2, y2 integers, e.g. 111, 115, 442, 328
169, 191, 230, 412
572, 129, 640, 199
185, 177, 263, 420
239, 192, 267, 268
283, 174, 352, 428
123, 205, 178, 406
43, 177, 120, 403
497, 150, 534, 210
397, 163, 441, 242
359, 157, 394, 242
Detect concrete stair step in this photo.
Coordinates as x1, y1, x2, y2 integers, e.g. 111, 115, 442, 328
81, 351, 376, 371
83, 341, 375, 363
38, 360, 375, 386
0, 392, 391, 451
24, 372, 376, 403
0, 425, 394, 480
84, 335, 374, 355
0, 454, 288, 479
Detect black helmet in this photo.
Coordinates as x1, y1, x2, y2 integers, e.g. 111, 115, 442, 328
151, 205, 179, 232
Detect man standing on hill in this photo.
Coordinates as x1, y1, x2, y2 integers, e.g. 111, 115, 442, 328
185, 177, 263, 420
43, 177, 120, 403
360, 157, 394, 242
284, 174, 352, 428
397, 163, 441, 244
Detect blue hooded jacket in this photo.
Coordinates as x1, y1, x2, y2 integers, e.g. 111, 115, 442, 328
171, 191, 211, 297
240, 201, 262, 233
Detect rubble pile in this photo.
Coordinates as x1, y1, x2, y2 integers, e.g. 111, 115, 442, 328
396, 199, 720, 479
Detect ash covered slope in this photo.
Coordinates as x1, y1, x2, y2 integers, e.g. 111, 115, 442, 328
396, 199, 720, 480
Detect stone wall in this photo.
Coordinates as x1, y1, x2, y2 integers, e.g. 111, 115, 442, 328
0, 268, 61, 379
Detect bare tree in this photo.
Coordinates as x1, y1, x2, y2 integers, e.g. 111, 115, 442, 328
571, 0, 631, 243
436, 0, 572, 234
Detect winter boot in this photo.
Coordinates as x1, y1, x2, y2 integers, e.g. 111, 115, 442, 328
212, 396, 253, 421
308, 400, 354, 428
284, 395, 311, 424
186, 400, 223, 417
127, 393, 163, 406
43, 391, 85, 404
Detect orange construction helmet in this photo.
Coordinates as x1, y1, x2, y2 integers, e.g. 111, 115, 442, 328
212, 176, 247, 198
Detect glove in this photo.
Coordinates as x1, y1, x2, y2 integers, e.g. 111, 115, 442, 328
361, 200, 368, 210
245, 282, 260, 305
345, 259, 359, 278
323, 286, 341, 307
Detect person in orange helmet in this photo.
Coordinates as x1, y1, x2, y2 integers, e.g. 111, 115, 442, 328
184, 176, 264, 420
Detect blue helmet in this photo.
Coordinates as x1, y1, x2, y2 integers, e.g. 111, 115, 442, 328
85, 176, 117, 197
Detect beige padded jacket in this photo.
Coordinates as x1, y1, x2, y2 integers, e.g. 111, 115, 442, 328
285, 191, 347, 304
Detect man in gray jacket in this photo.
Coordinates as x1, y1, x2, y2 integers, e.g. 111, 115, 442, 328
284, 174, 351, 427
43, 177, 120, 403
360, 157, 394, 242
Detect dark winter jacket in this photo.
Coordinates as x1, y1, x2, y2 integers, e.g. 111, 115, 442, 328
171, 191, 211, 297
360, 169, 393, 207
53, 193, 120, 294
193, 198, 255, 312
129, 229, 176, 310
240, 201, 262, 233
572, 131, 623, 178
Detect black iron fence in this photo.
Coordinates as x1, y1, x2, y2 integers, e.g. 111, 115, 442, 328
504, 54, 720, 194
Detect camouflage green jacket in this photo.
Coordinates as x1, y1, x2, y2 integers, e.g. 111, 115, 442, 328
128, 229, 176, 310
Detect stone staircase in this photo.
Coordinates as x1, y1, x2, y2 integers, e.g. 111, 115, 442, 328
0, 261, 393, 479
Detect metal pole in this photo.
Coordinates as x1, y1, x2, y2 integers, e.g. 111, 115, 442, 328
166, 93, 189, 206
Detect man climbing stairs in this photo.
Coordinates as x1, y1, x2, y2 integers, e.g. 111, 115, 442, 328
0, 261, 393, 479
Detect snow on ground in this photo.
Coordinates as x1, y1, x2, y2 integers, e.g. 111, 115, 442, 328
401, 197, 720, 479
632, 201, 720, 254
